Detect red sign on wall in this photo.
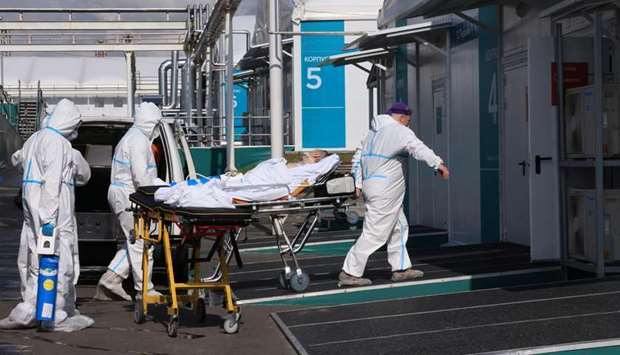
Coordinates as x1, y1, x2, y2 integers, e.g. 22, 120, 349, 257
552, 62, 588, 105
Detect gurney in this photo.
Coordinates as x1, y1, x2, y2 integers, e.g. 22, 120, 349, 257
129, 186, 253, 337
206, 164, 357, 293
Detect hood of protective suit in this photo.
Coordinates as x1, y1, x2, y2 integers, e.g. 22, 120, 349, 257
371, 114, 398, 131
133, 102, 162, 138
45, 99, 81, 138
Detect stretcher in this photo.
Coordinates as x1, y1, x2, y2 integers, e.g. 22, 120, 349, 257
206, 166, 357, 293
129, 186, 253, 337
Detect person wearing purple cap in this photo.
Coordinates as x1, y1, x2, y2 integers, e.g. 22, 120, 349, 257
339, 102, 449, 287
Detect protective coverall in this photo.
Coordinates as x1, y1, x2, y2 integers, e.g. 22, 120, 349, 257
0, 99, 94, 332
342, 114, 443, 278
96, 102, 163, 300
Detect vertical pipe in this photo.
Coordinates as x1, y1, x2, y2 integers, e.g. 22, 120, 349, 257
205, 47, 212, 127
125, 51, 135, 117
196, 62, 204, 124
269, 0, 284, 159
555, 22, 568, 278
163, 65, 169, 106
225, 9, 236, 171
170, 51, 179, 109
497, 5, 505, 242
445, 30, 453, 242
184, 53, 194, 127
593, 11, 605, 278
415, 42, 421, 223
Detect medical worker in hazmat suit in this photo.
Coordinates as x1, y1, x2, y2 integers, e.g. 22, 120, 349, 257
0, 99, 94, 332
94, 102, 164, 301
339, 102, 450, 287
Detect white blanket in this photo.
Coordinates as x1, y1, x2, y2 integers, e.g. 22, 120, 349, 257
154, 154, 340, 208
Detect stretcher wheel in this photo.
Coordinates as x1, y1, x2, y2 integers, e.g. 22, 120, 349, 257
194, 298, 206, 323
289, 272, 310, 293
278, 271, 290, 289
134, 301, 145, 324
167, 315, 179, 337
223, 313, 240, 334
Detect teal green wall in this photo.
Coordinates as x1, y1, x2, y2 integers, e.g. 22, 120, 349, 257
478, 6, 500, 243
0, 103, 18, 128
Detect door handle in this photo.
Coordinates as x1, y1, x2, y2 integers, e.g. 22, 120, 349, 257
535, 155, 552, 174
517, 160, 529, 176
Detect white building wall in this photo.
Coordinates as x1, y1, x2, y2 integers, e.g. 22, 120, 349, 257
450, 38, 481, 243
403, 20, 481, 242
345, 20, 376, 149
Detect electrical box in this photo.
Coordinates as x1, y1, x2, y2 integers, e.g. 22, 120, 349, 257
565, 85, 620, 158
568, 189, 620, 263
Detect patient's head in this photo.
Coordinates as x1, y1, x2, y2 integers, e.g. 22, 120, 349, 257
302, 150, 329, 164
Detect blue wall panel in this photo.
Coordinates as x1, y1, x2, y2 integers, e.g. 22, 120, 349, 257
301, 21, 346, 148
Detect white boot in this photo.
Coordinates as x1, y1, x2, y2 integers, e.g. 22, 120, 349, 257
93, 270, 132, 301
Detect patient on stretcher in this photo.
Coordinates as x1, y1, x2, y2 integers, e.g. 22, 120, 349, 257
154, 152, 340, 208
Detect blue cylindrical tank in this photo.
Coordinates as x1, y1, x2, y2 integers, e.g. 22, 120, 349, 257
36, 255, 59, 325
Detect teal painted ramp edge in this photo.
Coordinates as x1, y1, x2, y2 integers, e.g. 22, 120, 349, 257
242, 268, 562, 306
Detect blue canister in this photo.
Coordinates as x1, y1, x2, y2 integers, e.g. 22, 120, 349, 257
36, 255, 59, 323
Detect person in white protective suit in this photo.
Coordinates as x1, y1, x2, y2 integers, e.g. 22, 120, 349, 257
0, 99, 95, 331
94, 102, 164, 301
339, 102, 450, 287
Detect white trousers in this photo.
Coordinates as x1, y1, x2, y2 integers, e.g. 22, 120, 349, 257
107, 210, 154, 292
343, 202, 412, 278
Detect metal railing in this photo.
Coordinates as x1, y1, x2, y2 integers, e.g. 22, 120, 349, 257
168, 111, 293, 147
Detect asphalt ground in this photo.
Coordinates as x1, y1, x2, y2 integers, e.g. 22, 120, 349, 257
273, 277, 620, 355
0, 287, 296, 355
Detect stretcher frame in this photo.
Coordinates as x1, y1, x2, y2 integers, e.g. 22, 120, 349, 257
204, 194, 354, 293
129, 192, 252, 337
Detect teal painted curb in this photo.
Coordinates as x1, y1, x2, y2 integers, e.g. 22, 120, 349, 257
245, 234, 448, 257
256, 269, 562, 306
545, 346, 620, 355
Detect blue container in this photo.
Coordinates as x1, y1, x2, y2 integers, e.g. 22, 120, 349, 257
36, 255, 59, 322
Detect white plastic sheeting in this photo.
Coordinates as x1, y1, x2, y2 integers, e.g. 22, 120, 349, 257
292, 0, 382, 21
3, 56, 166, 89
251, 0, 382, 45
154, 154, 341, 208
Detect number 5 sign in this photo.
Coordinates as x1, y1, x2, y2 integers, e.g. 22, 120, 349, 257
306, 67, 322, 90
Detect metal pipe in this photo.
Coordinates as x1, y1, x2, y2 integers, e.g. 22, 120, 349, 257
593, 11, 605, 278
225, 9, 236, 171
497, 5, 506, 243
184, 52, 194, 127
233, 29, 251, 52
125, 51, 135, 117
269, 0, 284, 159
445, 29, 453, 243
415, 42, 421, 224
269, 31, 366, 36
0, 7, 187, 13
158, 59, 172, 103
164, 51, 179, 110
555, 22, 568, 278
205, 47, 212, 126
196, 61, 204, 120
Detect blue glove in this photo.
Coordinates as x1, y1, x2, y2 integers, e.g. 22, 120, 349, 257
198, 176, 210, 184
170, 181, 177, 187
41, 223, 55, 237
187, 179, 198, 186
